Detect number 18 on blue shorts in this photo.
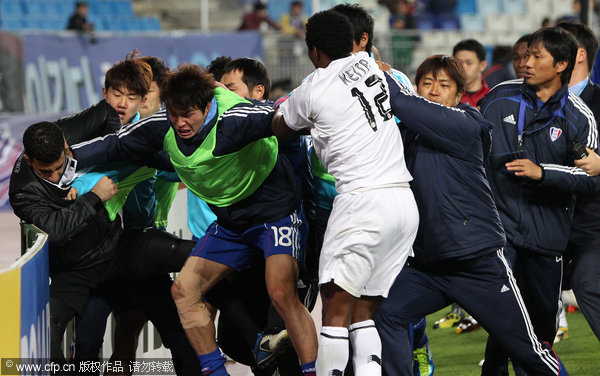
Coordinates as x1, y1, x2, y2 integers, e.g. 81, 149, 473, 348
189, 209, 307, 270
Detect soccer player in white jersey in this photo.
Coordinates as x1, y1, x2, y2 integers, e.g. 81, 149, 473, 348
272, 10, 419, 376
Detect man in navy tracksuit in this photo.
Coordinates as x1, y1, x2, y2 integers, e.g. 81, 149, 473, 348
478, 27, 599, 374
374, 55, 568, 376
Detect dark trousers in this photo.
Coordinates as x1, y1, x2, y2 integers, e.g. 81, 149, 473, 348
73, 275, 201, 375
50, 228, 197, 373
482, 243, 562, 375
374, 249, 564, 376
50, 297, 77, 364
566, 242, 600, 340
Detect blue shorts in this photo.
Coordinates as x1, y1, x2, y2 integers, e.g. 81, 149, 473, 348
189, 209, 307, 270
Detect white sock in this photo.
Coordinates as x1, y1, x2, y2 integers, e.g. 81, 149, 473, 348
317, 326, 349, 376
349, 320, 382, 376
558, 303, 568, 328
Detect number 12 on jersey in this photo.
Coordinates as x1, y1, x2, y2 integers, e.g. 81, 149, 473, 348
351, 74, 393, 131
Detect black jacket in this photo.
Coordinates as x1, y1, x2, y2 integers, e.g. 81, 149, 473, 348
55, 99, 122, 145
479, 80, 600, 255
570, 81, 600, 246
9, 154, 121, 272
386, 74, 505, 263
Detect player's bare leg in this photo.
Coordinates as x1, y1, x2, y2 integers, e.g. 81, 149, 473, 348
171, 256, 233, 374
265, 254, 318, 365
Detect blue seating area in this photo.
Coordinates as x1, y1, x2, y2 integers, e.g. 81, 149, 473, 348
0, 0, 161, 32
415, 0, 527, 30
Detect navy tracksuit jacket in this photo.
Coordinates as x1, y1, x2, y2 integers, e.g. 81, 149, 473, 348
374, 75, 567, 376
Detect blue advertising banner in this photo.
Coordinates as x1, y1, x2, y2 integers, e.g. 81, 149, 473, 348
19, 239, 50, 360
22, 31, 263, 113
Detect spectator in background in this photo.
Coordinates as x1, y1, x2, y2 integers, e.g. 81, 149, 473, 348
512, 34, 532, 79
239, 2, 281, 31
281, 1, 307, 38
541, 17, 553, 27
389, 0, 417, 30
67, 1, 93, 31
388, 0, 418, 70
483, 45, 516, 88
453, 39, 489, 107
557, 0, 581, 23
426, 0, 456, 15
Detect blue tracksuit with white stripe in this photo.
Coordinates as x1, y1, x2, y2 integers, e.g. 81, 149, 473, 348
478, 79, 598, 374
480, 80, 599, 256
480, 80, 599, 340
71, 100, 300, 232
374, 75, 568, 376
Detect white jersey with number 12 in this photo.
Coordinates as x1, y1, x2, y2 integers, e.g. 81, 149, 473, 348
280, 51, 412, 194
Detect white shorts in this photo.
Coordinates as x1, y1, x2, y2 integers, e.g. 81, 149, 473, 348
319, 185, 419, 298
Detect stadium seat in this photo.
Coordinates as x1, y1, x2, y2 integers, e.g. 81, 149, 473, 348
526, 0, 552, 16
501, 0, 526, 14
105, 16, 132, 31
87, 14, 105, 31
141, 17, 161, 31
510, 13, 539, 33
486, 14, 511, 32
0, 18, 23, 30
420, 31, 448, 47
22, 0, 53, 16
455, 0, 477, 15
113, 1, 135, 18
476, 0, 501, 14
0, 0, 23, 19
459, 13, 485, 32
416, 13, 436, 30
438, 13, 460, 29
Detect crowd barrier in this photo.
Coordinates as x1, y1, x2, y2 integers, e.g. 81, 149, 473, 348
0, 224, 50, 364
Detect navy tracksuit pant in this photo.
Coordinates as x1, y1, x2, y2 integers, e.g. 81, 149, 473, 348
374, 248, 565, 376
565, 241, 600, 341
482, 242, 563, 375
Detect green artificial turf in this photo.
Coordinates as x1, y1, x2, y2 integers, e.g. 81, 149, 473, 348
423, 307, 600, 375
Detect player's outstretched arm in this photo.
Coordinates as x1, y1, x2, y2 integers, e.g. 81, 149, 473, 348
272, 108, 299, 141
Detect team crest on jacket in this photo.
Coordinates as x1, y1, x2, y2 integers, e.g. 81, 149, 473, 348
549, 127, 562, 142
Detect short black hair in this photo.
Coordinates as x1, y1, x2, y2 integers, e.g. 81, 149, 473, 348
139, 56, 170, 87
556, 21, 599, 71
453, 39, 487, 62
332, 3, 374, 54
253, 2, 266, 11
223, 58, 271, 100
305, 10, 353, 61
105, 50, 152, 97
529, 26, 578, 85
160, 64, 216, 112
23, 122, 65, 164
416, 55, 466, 94
207, 56, 232, 82
515, 33, 532, 46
